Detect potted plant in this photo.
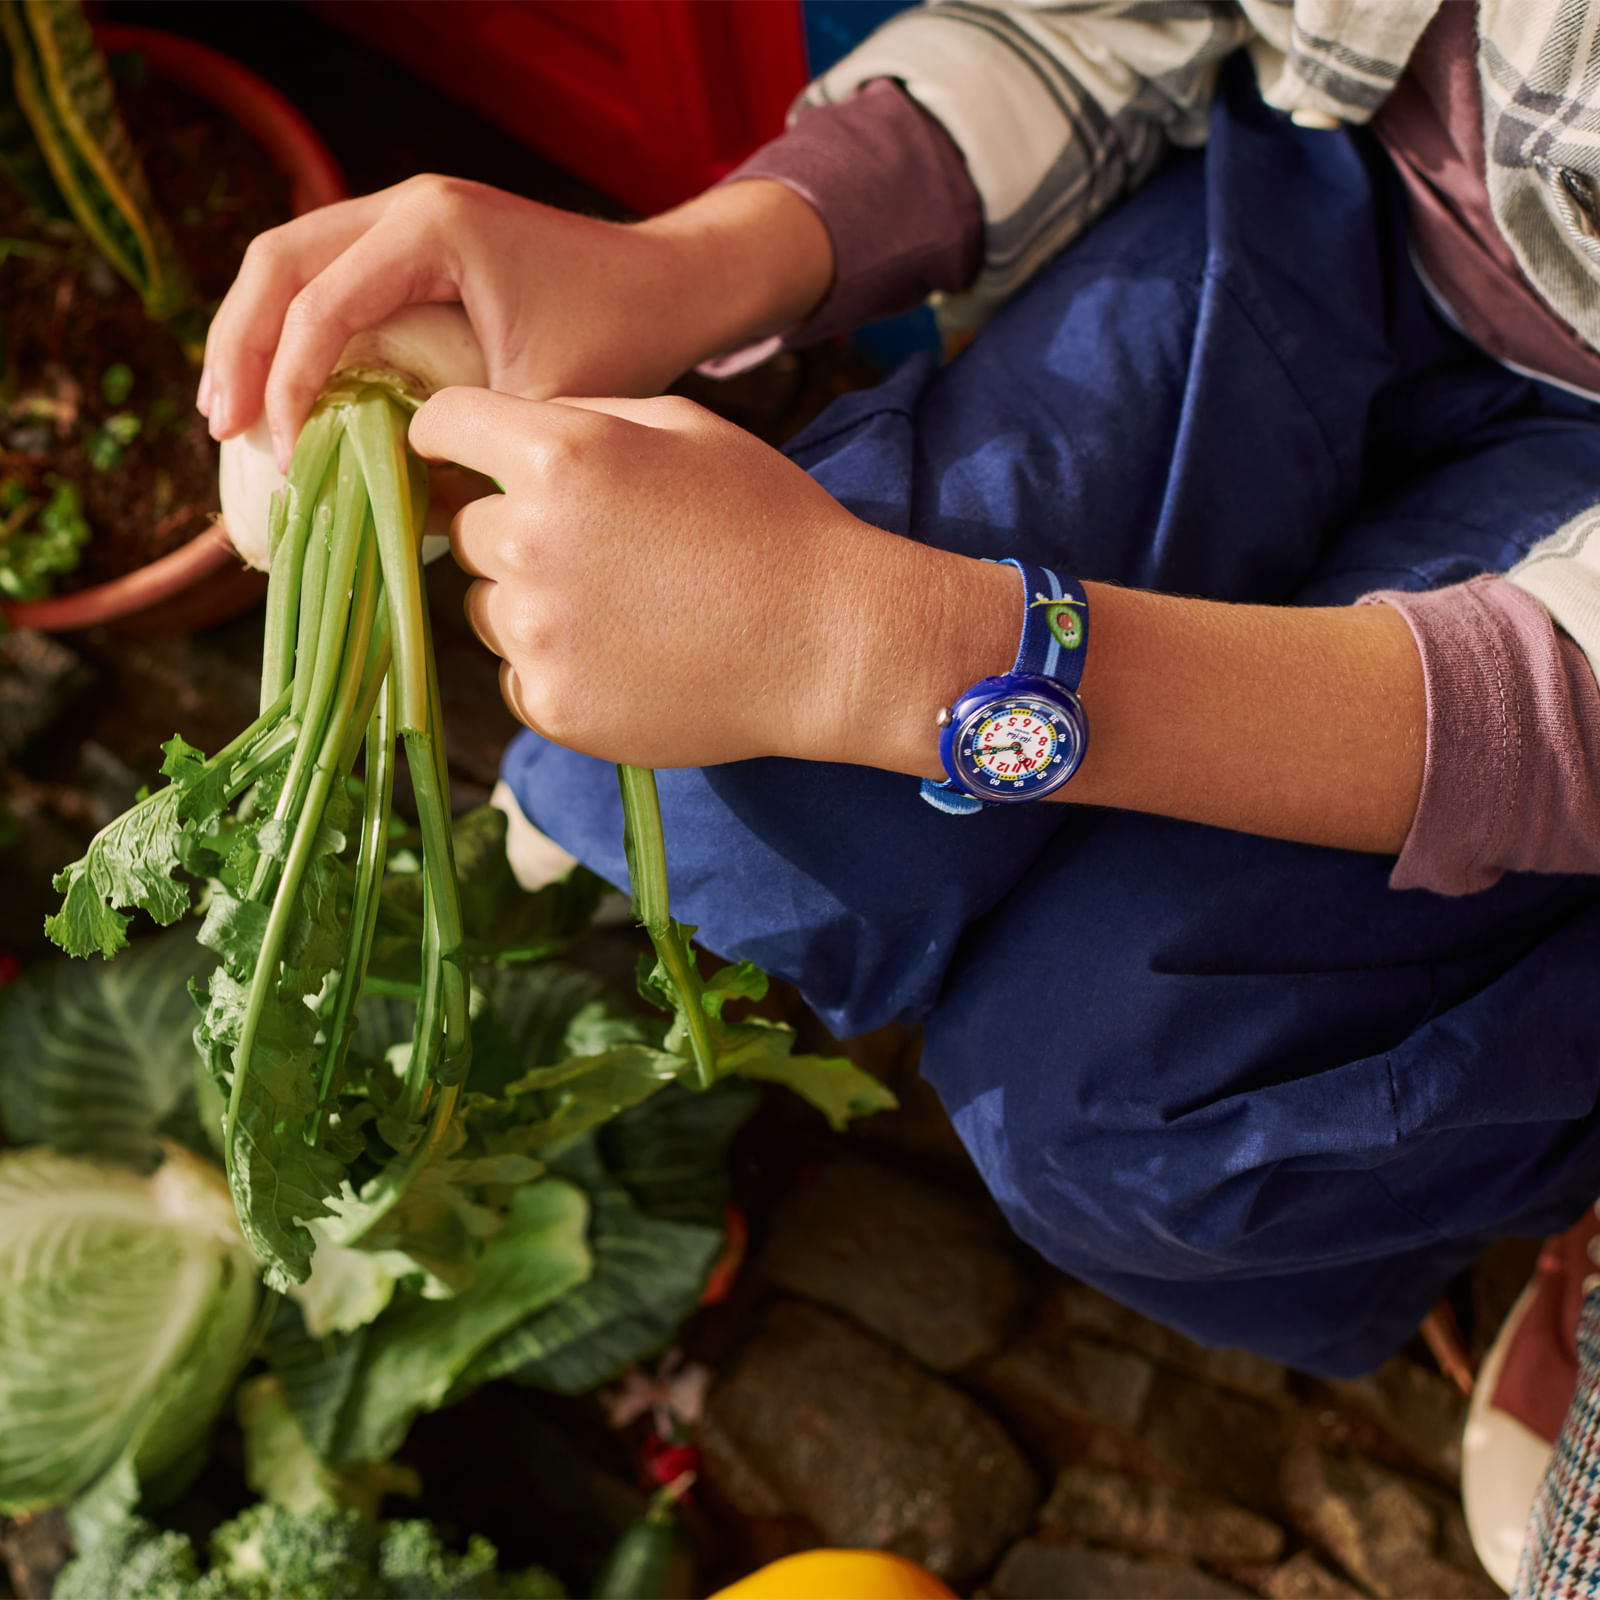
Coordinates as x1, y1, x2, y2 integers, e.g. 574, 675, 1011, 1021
0, 4, 346, 634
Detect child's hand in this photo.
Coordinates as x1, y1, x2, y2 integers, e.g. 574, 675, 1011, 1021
408, 387, 1015, 775
200, 174, 833, 471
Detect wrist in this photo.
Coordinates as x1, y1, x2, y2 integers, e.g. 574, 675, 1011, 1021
792, 536, 1018, 777
635, 180, 835, 368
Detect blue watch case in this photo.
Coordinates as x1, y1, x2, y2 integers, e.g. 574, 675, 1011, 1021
939, 670, 1088, 802
922, 562, 1091, 814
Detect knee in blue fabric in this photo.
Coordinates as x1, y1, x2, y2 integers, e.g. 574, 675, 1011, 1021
921, 813, 1600, 1372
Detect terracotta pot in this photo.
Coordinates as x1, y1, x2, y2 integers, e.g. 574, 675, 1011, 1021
2, 25, 347, 637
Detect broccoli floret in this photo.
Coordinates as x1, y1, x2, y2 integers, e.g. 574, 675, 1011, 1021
52, 1516, 203, 1600
52, 1507, 563, 1600
377, 1520, 562, 1600
207, 1502, 379, 1600
491, 1566, 565, 1600
378, 1520, 498, 1598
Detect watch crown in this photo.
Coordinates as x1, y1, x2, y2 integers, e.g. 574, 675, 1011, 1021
935, 707, 953, 729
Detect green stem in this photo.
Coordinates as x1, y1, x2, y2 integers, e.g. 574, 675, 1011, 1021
338, 601, 393, 774
288, 500, 332, 721
420, 580, 469, 1085
344, 1081, 461, 1246
348, 385, 470, 1101
248, 494, 370, 903
200, 684, 293, 785
345, 390, 429, 733
291, 440, 364, 726
260, 408, 341, 710
224, 548, 381, 1158
401, 870, 443, 1118
403, 724, 469, 1090
617, 764, 715, 1090
312, 669, 395, 1129
222, 718, 300, 803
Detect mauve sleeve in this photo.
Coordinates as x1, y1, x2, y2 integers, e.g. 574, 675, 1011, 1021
1363, 576, 1600, 894
698, 78, 983, 376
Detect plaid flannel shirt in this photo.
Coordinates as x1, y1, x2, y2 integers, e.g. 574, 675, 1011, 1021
807, 0, 1600, 679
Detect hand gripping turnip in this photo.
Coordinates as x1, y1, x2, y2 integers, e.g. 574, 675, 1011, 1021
219, 304, 487, 570
46, 304, 717, 1290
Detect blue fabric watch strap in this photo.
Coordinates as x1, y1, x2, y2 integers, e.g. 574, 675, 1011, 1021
1005, 559, 1089, 687
920, 561, 1087, 814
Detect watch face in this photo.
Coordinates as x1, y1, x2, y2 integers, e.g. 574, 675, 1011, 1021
953, 691, 1084, 802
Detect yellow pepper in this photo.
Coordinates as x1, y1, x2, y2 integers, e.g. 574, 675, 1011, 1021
709, 1549, 956, 1599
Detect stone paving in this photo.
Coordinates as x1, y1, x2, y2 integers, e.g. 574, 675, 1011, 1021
683, 1030, 1523, 1598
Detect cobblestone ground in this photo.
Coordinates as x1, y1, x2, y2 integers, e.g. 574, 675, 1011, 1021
679, 1021, 1536, 1598
0, 7, 1547, 1595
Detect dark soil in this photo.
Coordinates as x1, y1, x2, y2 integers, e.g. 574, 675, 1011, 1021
0, 56, 291, 593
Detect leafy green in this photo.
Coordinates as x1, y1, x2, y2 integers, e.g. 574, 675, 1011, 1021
193, 768, 358, 1289
598, 1075, 758, 1225
457, 1154, 718, 1398
462, 1083, 756, 1395
44, 378, 891, 1315
0, 0, 196, 324
289, 1226, 399, 1337
502, 1043, 686, 1148
0, 1143, 259, 1512
264, 1048, 762, 1468
366, 807, 604, 987
237, 1373, 421, 1520
712, 1019, 898, 1130
86, 408, 141, 471
329, 1176, 591, 1463
46, 784, 189, 958
261, 1301, 371, 1463
100, 360, 132, 404
44, 700, 278, 964
640, 950, 897, 1130
0, 928, 215, 1165
475, 962, 658, 1074
264, 1177, 591, 1470
451, 804, 604, 961
0, 473, 90, 601
0, 11, 67, 217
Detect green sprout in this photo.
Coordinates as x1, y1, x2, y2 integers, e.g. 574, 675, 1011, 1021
100, 362, 133, 406
0, 474, 90, 600
85, 410, 141, 472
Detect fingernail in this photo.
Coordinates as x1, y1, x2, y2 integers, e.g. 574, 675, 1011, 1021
272, 428, 291, 473
196, 368, 212, 415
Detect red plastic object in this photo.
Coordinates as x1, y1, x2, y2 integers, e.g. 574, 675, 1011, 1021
2, 26, 347, 637
640, 1434, 701, 1490
697, 1201, 748, 1308
310, 0, 810, 215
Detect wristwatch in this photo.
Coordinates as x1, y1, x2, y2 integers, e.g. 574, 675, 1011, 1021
920, 560, 1089, 816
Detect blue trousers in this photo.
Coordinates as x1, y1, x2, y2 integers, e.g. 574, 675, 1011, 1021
502, 67, 1600, 1375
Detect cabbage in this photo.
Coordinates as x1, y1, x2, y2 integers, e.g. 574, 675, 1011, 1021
0, 1141, 260, 1511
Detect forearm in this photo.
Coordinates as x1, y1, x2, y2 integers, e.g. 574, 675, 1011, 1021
1066, 585, 1425, 853
636, 179, 835, 368
827, 541, 1426, 854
